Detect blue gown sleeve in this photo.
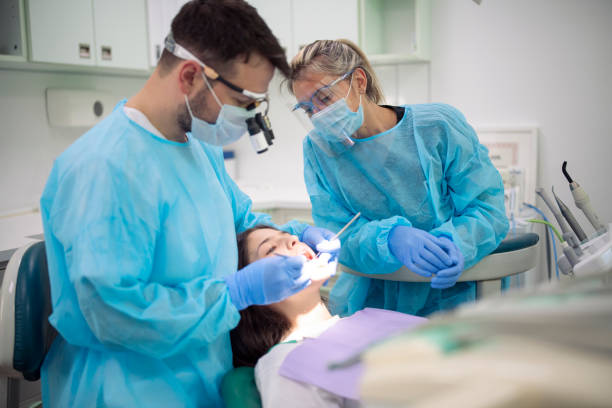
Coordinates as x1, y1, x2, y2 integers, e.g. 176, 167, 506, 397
304, 142, 409, 275
207, 145, 309, 237
48, 158, 240, 359
420, 104, 509, 268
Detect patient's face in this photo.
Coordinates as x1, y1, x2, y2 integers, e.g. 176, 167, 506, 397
246, 228, 316, 263
245, 228, 328, 311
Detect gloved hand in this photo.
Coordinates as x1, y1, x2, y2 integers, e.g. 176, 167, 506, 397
224, 255, 309, 311
301, 226, 341, 259
436, 236, 463, 266
431, 237, 465, 289
388, 226, 453, 277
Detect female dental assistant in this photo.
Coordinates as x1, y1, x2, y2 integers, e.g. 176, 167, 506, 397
288, 39, 508, 317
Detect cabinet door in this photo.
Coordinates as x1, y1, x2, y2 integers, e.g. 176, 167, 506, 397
247, 0, 293, 58
93, 0, 148, 70
27, 0, 96, 65
146, 0, 190, 67
292, 0, 358, 54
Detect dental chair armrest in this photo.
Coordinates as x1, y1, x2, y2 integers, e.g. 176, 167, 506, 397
341, 233, 540, 283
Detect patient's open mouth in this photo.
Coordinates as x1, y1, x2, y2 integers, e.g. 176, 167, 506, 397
301, 249, 315, 261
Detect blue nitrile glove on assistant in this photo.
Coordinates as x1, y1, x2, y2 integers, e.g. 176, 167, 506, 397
301, 226, 341, 260
388, 226, 454, 277
431, 236, 465, 289
225, 255, 309, 311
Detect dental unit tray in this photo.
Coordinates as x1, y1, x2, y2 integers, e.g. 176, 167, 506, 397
341, 233, 539, 297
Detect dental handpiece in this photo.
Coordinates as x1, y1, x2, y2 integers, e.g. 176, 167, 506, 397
552, 186, 587, 242
536, 188, 582, 251
562, 161, 606, 235
536, 188, 571, 236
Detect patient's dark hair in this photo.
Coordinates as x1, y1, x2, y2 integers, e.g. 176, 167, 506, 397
230, 225, 293, 367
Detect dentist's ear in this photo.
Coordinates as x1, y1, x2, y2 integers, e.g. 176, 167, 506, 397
178, 60, 201, 96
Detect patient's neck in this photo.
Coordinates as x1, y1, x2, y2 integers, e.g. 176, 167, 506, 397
284, 299, 333, 333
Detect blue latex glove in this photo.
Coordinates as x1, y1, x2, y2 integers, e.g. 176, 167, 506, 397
436, 236, 462, 265
224, 255, 309, 311
388, 226, 453, 277
301, 226, 341, 259
431, 236, 465, 289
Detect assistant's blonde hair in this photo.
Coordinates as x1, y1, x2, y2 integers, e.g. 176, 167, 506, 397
288, 39, 384, 104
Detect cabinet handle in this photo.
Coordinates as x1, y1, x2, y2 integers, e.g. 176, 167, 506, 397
79, 43, 91, 59
101, 46, 112, 61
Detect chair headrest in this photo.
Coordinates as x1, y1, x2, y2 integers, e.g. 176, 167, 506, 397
13, 241, 56, 380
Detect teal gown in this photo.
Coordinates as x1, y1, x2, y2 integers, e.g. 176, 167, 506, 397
303, 103, 508, 317
40, 100, 307, 407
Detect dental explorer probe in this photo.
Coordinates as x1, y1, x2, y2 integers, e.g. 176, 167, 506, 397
329, 212, 362, 242
562, 161, 606, 235
552, 186, 587, 242
315, 212, 362, 258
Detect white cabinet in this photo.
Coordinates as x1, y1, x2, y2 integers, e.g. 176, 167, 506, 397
146, 0, 190, 67
247, 0, 429, 64
93, 0, 149, 70
247, 0, 293, 56
0, 0, 27, 62
26, 0, 149, 70
27, 0, 96, 66
360, 0, 431, 63
248, 0, 358, 60
292, 0, 359, 53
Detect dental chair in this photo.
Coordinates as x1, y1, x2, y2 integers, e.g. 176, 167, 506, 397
0, 241, 56, 408
220, 232, 540, 408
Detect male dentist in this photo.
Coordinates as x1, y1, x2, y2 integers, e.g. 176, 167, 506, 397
40, 1, 338, 406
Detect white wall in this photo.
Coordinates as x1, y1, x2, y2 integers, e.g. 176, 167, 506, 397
0, 69, 145, 214
430, 0, 612, 227
429, 0, 612, 282
226, 74, 307, 189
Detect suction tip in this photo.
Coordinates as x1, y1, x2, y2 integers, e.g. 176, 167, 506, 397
562, 161, 573, 183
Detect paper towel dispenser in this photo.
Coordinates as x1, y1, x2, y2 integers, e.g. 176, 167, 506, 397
45, 89, 117, 127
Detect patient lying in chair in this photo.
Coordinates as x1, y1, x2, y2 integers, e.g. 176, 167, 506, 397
230, 225, 361, 407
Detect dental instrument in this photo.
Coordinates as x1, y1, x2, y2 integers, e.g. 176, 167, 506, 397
562, 161, 606, 235
552, 186, 587, 242
536, 188, 584, 250
329, 212, 362, 242
315, 212, 362, 258
536, 188, 571, 236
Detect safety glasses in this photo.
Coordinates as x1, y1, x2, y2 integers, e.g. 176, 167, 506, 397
164, 33, 268, 105
292, 69, 354, 116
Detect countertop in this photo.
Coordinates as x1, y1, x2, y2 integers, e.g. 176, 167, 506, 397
0, 211, 44, 266
238, 182, 311, 210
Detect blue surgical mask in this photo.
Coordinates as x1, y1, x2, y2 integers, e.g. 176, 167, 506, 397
185, 73, 255, 146
309, 81, 363, 156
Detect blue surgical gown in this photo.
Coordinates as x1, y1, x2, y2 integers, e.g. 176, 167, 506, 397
304, 104, 508, 317
40, 100, 307, 407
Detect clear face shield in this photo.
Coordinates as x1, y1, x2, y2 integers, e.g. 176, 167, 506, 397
164, 33, 276, 153
292, 70, 360, 156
